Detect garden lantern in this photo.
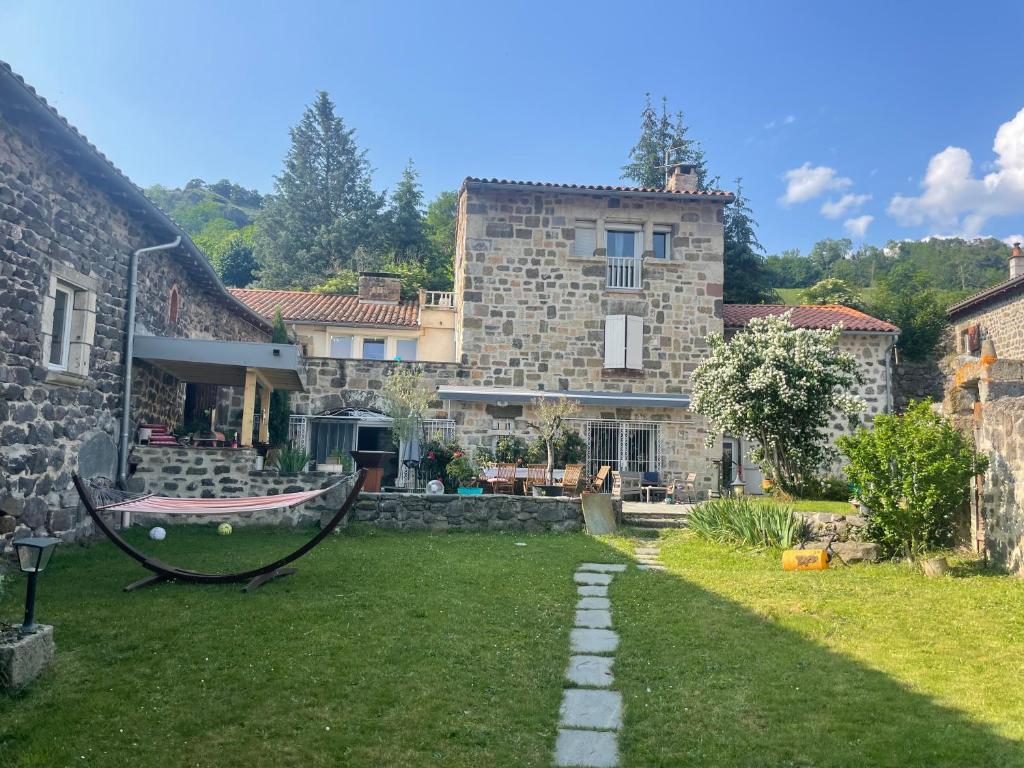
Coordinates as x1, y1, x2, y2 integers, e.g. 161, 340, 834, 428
12, 537, 59, 634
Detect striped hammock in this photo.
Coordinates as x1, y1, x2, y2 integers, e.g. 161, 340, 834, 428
94, 480, 347, 516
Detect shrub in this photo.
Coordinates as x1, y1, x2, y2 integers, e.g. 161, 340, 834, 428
801, 475, 851, 502
494, 435, 528, 464
275, 446, 310, 474
445, 453, 478, 488
420, 436, 460, 491
838, 400, 987, 559
688, 497, 809, 549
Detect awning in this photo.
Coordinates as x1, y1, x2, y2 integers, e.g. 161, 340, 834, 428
133, 335, 304, 391
436, 386, 690, 409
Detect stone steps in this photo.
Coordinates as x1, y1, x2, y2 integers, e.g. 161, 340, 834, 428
621, 509, 690, 529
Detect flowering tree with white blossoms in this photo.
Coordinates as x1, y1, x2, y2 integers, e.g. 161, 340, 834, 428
691, 312, 864, 492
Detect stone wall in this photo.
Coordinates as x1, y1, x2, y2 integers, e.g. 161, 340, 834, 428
950, 289, 1024, 360
127, 445, 349, 526
893, 357, 945, 411
347, 491, 582, 532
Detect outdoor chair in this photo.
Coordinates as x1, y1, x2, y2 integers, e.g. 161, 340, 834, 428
485, 463, 516, 495
640, 471, 669, 503
524, 464, 547, 494
560, 464, 585, 496
589, 465, 611, 493
611, 470, 642, 501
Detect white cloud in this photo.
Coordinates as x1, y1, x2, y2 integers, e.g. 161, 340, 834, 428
783, 114, 796, 125
888, 106, 1024, 236
779, 163, 852, 205
844, 215, 874, 238
1004, 234, 1024, 246
821, 193, 872, 219
764, 114, 796, 131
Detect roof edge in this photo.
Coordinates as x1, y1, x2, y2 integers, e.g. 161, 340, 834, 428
461, 177, 735, 203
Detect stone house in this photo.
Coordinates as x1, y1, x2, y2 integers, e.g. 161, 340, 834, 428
944, 241, 1024, 574
721, 304, 900, 492
0, 62, 302, 542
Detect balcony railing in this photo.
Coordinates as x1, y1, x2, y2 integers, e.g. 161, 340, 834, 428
420, 290, 455, 308
606, 257, 642, 290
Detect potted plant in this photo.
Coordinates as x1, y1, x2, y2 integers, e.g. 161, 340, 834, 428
446, 452, 482, 495
274, 446, 310, 476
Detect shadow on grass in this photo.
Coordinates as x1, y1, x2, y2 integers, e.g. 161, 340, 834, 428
605, 536, 1023, 768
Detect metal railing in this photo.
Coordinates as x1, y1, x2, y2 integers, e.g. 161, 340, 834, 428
606, 257, 641, 289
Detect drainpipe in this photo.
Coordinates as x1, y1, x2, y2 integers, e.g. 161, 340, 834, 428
884, 333, 898, 414
117, 237, 182, 495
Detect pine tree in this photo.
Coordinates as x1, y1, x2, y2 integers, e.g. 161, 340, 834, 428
268, 309, 291, 446
723, 179, 779, 304
388, 160, 427, 262
622, 95, 714, 190
254, 91, 385, 288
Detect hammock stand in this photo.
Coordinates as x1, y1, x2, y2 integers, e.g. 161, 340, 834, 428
71, 470, 366, 593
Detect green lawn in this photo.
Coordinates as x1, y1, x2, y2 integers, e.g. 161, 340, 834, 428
786, 498, 855, 515
2, 526, 1023, 768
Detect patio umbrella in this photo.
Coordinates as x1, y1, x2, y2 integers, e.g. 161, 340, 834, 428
401, 417, 422, 488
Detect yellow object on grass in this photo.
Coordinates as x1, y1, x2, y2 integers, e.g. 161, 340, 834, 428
782, 549, 829, 571
218, 523, 233, 536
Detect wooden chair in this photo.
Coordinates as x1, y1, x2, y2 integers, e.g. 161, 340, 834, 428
560, 464, 584, 496
611, 471, 642, 500
486, 463, 516, 495
524, 464, 547, 494
589, 465, 611, 493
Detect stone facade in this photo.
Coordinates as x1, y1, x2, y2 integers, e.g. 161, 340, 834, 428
893, 357, 945, 411
348, 491, 582, 532
950, 288, 1024, 360
0, 69, 270, 544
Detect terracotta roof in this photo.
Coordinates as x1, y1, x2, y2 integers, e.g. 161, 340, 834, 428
723, 304, 900, 333
463, 177, 735, 200
230, 289, 420, 328
947, 274, 1024, 318
0, 60, 272, 334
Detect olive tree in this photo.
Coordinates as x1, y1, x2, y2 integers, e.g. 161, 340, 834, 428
382, 368, 434, 485
691, 312, 863, 491
527, 396, 581, 484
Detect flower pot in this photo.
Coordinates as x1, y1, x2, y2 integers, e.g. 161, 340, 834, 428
921, 556, 949, 578
761, 478, 773, 492
533, 484, 562, 497
254, 456, 265, 471
457, 487, 483, 495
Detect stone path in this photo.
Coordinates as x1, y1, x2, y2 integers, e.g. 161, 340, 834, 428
554, 562, 627, 768
633, 540, 664, 572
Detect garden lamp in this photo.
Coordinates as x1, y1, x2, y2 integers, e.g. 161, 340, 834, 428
12, 537, 59, 634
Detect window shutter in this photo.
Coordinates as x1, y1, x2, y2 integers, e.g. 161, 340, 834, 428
330, 336, 352, 358
625, 315, 643, 370
604, 315, 626, 368
575, 222, 596, 257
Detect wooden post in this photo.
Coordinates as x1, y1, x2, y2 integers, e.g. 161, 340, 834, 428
240, 367, 257, 447
259, 383, 272, 444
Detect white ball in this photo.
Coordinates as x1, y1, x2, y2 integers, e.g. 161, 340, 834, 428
149, 526, 166, 541
426, 479, 445, 495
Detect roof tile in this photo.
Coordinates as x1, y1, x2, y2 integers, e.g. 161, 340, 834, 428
230, 289, 419, 328
723, 304, 900, 333
463, 177, 735, 199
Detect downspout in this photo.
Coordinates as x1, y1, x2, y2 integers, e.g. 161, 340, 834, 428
884, 333, 899, 414
117, 237, 182, 493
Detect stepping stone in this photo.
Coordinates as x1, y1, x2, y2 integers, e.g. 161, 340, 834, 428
635, 549, 659, 557
565, 654, 614, 687
555, 729, 619, 767
636, 564, 666, 572
574, 572, 613, 586
576, 596, 611, 610
570, 628, 619, 654
560, 689, 624, 730
577, 585, 608, 597
575, 609, 612, 629
577, 563, 627, 573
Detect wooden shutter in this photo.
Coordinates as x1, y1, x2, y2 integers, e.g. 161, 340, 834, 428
575, 222, 596, 257
625, 315, 643, 370
604, 315, 626, 368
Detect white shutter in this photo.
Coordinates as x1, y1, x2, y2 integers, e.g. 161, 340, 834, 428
625, 315, 643, 370
604, 315, 626, 368
575, 222, 596, 257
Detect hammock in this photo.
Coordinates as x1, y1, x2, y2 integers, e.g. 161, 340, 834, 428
72, 470, 367, 593
96, 485, 341, 516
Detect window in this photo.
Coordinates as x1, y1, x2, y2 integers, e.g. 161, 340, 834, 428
652, 230, 670, 259
329, 336, 352, 358
48, 286, 72, 369
603, 314, 643, 370
606, 230, 638, 259
168, 285, 180, 323
395, 339, 418, 361
363, 338, 387, 360
574, 221, 596, 257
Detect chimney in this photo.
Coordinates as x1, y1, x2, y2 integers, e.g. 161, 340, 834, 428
1011, 242, 1023, 280
358, 272, 402, 304
665, 163, 698, 193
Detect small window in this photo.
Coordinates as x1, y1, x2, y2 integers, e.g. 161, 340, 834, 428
652, 231, 670, 259
395, 339, 418, 361
574, 221, 596, 257
330, 336, 352, 358
363, 338, 387, 360
606, 230, 637, 258
168, 285, 180, 323
48, 286, 72, 369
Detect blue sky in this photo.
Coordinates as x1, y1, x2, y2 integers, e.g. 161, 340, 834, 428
3, 0, 1024, 254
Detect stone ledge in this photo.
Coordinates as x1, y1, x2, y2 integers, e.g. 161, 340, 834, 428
0, 625, 54, 691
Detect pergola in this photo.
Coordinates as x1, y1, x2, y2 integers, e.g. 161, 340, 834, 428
133, 335, 304, 446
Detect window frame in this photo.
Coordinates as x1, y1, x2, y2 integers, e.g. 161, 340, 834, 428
47, 283, 74, 371
652, 227, 672, 259
329, 335, 353, 359
362, 337, 387, 360
605, 226, 641, 259
395, 338, 418, 361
